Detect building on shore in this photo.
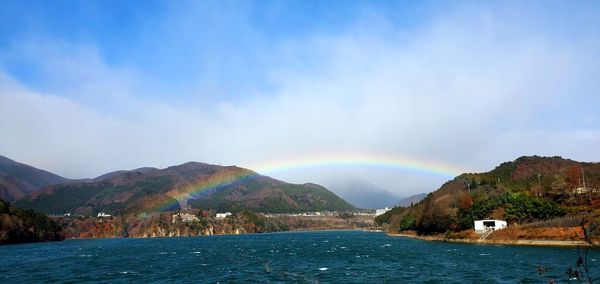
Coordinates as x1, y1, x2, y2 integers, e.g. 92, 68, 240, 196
97, 212, 112, 218
375, 207, 391, 216
572, 187, 598, 194
474, 219, 507, 234
216, 212, 232, 219
172, 212, 199, 223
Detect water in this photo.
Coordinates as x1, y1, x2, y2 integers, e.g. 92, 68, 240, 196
0, 231, 596, 283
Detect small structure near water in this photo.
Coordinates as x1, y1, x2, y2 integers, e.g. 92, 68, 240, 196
216, 212, 232, 219
172, 212, 199, 223
97, 212, 112, 218
474, 219, 507, 234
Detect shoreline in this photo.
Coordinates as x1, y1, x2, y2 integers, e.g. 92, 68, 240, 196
59, 228, 367, 241
387, 232, 588, 247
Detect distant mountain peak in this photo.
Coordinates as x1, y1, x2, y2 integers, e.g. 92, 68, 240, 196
396, 193, 427, 207
0, 155, 70, 202
324, 176, 402, 209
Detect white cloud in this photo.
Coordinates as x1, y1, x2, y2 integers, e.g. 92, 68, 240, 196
1, 4, 599, 196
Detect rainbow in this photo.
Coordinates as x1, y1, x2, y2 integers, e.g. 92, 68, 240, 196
153, 168, 258, 212
150, 153, 469, 212
250, 153, 467, 178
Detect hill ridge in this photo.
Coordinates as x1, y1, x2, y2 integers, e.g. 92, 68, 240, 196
10, 159, 355, 215
381, 155, 600, 234
0, 155, 71, 202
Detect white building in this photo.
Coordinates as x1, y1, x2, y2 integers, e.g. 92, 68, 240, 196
375, 207, 391, 216
474, 219, 507, 234
172, 212, 199, 223
216, 212, 232, 219
572, 187, 599, 194
97, 212, 111, 218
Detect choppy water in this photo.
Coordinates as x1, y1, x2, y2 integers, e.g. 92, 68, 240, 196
0, 231, 597, 283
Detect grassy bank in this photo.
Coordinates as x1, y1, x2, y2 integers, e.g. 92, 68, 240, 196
388, 227, 588, 247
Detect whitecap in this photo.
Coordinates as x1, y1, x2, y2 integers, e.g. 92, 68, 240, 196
158, 252, 168, 255
318, 267, 328, 271
119, 271, 135, 275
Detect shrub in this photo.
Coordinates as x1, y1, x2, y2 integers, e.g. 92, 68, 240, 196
399, 214, 416, 230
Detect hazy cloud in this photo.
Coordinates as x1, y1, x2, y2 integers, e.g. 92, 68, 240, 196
1, 3, 599, 195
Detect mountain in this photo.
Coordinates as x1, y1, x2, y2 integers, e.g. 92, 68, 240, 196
91, 167, 158, 182
0, 155, 70, 202
396, 193, 427, 207
325, 177, 402, 209
16, 161, 355, 215
0, 198, 63, 244
382, 156, 600, 234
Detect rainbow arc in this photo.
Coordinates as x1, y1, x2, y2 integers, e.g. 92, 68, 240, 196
151, 153, 469, 212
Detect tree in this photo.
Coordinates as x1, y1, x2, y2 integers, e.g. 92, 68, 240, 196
417, 199, 454, 233
458, 195, 474, 210
567, 165, 582, 189
540, 220, 600, 283
399, 214, 416, 230
470, 179, 478, 190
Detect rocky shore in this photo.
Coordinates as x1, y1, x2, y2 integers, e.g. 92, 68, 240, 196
55, 212, 375, 239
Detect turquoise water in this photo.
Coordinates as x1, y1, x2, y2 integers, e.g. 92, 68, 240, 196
0, 231, 596, 283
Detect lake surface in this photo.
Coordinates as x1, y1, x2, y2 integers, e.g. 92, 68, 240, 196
1, 230, 597, 283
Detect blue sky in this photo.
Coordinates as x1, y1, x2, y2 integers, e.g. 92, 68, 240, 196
1, 1, 599, 195
1, 0, 435, 99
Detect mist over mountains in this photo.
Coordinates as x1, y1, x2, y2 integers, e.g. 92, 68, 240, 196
325, 176, 426, 209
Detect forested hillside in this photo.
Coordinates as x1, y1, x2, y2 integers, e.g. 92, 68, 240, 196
0, 198, 63, 244
381, 156, 600, 234
16, 162, 355, 216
